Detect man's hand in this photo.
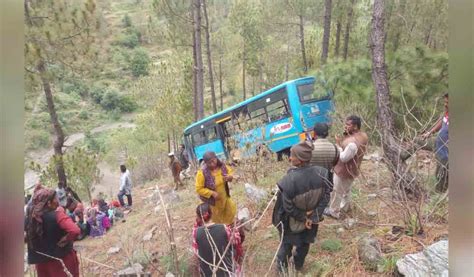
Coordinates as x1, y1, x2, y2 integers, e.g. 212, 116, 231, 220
57, 235, 69, 247
305, 218, 313, 229
224, 175, 233, 182
212, 191, 220, 201
335, 135, 341, 146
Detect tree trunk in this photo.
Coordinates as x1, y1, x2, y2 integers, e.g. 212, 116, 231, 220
37, 59, 67, 187
370, 0, 419, 197
321, 0, 332, 64
298, 15, 308, 73
334, 18, 342, 57
219, 54, 224, 111
192, 14, 198, 121
343, 0, 355, 61
202, 0, 217, 114
242, 48, 246, 100
193, 0, 204, 120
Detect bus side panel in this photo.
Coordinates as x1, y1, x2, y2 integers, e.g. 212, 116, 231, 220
194, 140, 226, 162
299, 99, 334, 130
233, 127, 264, 159
264, 118, 301, 153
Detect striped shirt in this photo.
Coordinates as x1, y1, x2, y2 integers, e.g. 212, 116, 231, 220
310, 138, 339, 170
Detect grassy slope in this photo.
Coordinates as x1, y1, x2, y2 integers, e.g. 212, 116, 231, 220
75, 150, 448, 276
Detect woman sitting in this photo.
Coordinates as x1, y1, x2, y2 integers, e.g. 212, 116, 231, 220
86, 208, 106, 237
192, 203, 243, 276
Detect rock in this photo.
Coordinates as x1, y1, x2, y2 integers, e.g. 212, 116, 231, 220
367, 193, 377, 200
238, 207, 250, 222
107, 246, 121, 255
244, 183, 268, 203
165, 272, 175, 277
343, 218, 357, 230
336, 227, 345, 234
154, 205, 161, 213
357, 235, 383, 271
149, 188, 181, 205
116, 263, 143, 276
367, 211, 377, 218
396, 240, 448, 277
237, 207, 252, 231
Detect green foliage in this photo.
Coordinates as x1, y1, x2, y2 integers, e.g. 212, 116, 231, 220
84, 131, 106, 153
61, 80, 89, 98
78, 110, 90, 120
122, 14, 133, 28
99, 89, 138, 112
321, 239, 343, 252
25, 129, 50, 150
307, 259, 330, 276
129, 48, 151, 77
380, 255, 399, 273
90, 86, 106, 104
116, 32, 140, 48
29, 147, 101, 201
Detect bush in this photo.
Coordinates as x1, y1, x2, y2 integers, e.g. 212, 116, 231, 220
61, 80, 89, 98
116, 32, 140, 48
97, 89, 138, 113
129, 48, 150, 77
100, 89, 122, 111
122, 14, 132, 28
90, 86, 106, 104
78, 110, 90, 120
321, 239, 343, 252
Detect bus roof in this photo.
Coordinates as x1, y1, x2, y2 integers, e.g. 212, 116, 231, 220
183, 76, 315, 134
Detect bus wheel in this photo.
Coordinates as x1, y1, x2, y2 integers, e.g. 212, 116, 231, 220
277, 148, 290, 161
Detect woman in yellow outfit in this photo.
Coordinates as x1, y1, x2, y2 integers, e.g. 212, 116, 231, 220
195, 151, 236, 225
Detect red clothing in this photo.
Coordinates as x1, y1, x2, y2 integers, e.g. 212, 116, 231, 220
36, 250, 79, 277
35, 207, 80, 277
56, 207, 80, 241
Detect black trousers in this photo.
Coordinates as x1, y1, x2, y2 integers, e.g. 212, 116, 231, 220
118, 190, 132, 206
277, 241, 310, 271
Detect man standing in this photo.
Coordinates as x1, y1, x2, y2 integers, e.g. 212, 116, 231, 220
325, 115, 368, 219
117, 164, 132, 208
169, 152, 183, 190
422, 93, 449, 192
177, 144, 191, 180
272, 142, 331, 273
56, 181, 68, 208
310, 122, 339, 182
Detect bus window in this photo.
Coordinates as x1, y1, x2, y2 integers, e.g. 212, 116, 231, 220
207, 127, 218, 141
297, 82, 330, 103
192, 131, 206, 146
266, 98, 290, 122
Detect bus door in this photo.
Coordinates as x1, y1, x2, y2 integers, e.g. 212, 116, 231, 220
215, 115, 232, 159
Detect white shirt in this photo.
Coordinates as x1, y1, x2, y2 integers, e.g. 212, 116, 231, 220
337, 142, 358, 163
119, 170, 132, 194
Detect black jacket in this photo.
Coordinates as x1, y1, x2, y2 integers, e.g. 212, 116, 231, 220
272, 165, 332, 243
26, 210, 73, 264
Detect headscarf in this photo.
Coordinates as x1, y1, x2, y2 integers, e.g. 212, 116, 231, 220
290, 141, 313, 162
27, 184, 56, 243
200, 151, 228, 205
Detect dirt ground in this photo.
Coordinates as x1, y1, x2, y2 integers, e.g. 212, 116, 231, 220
65, 149, 448, 277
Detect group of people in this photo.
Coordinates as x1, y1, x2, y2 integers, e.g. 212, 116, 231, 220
190, 101, 449, 275
24, 165, 134, 277
23, 93, 448, 276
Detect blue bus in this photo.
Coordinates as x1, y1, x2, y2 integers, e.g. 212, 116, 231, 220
183, 76, 334, 163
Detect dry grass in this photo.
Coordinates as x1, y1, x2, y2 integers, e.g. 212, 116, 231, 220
73, 150, 447, 276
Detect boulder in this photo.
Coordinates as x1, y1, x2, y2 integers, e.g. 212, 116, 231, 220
143, 226, 158, 242
244, 183, 268, 203
357, 235, 382, 271
165, 273, 175, 277
396, 240, 448, 277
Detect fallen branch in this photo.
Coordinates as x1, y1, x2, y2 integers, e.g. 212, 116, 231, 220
35, 251, 73, 277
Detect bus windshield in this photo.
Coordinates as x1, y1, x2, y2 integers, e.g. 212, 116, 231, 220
297, 82, 330, 103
